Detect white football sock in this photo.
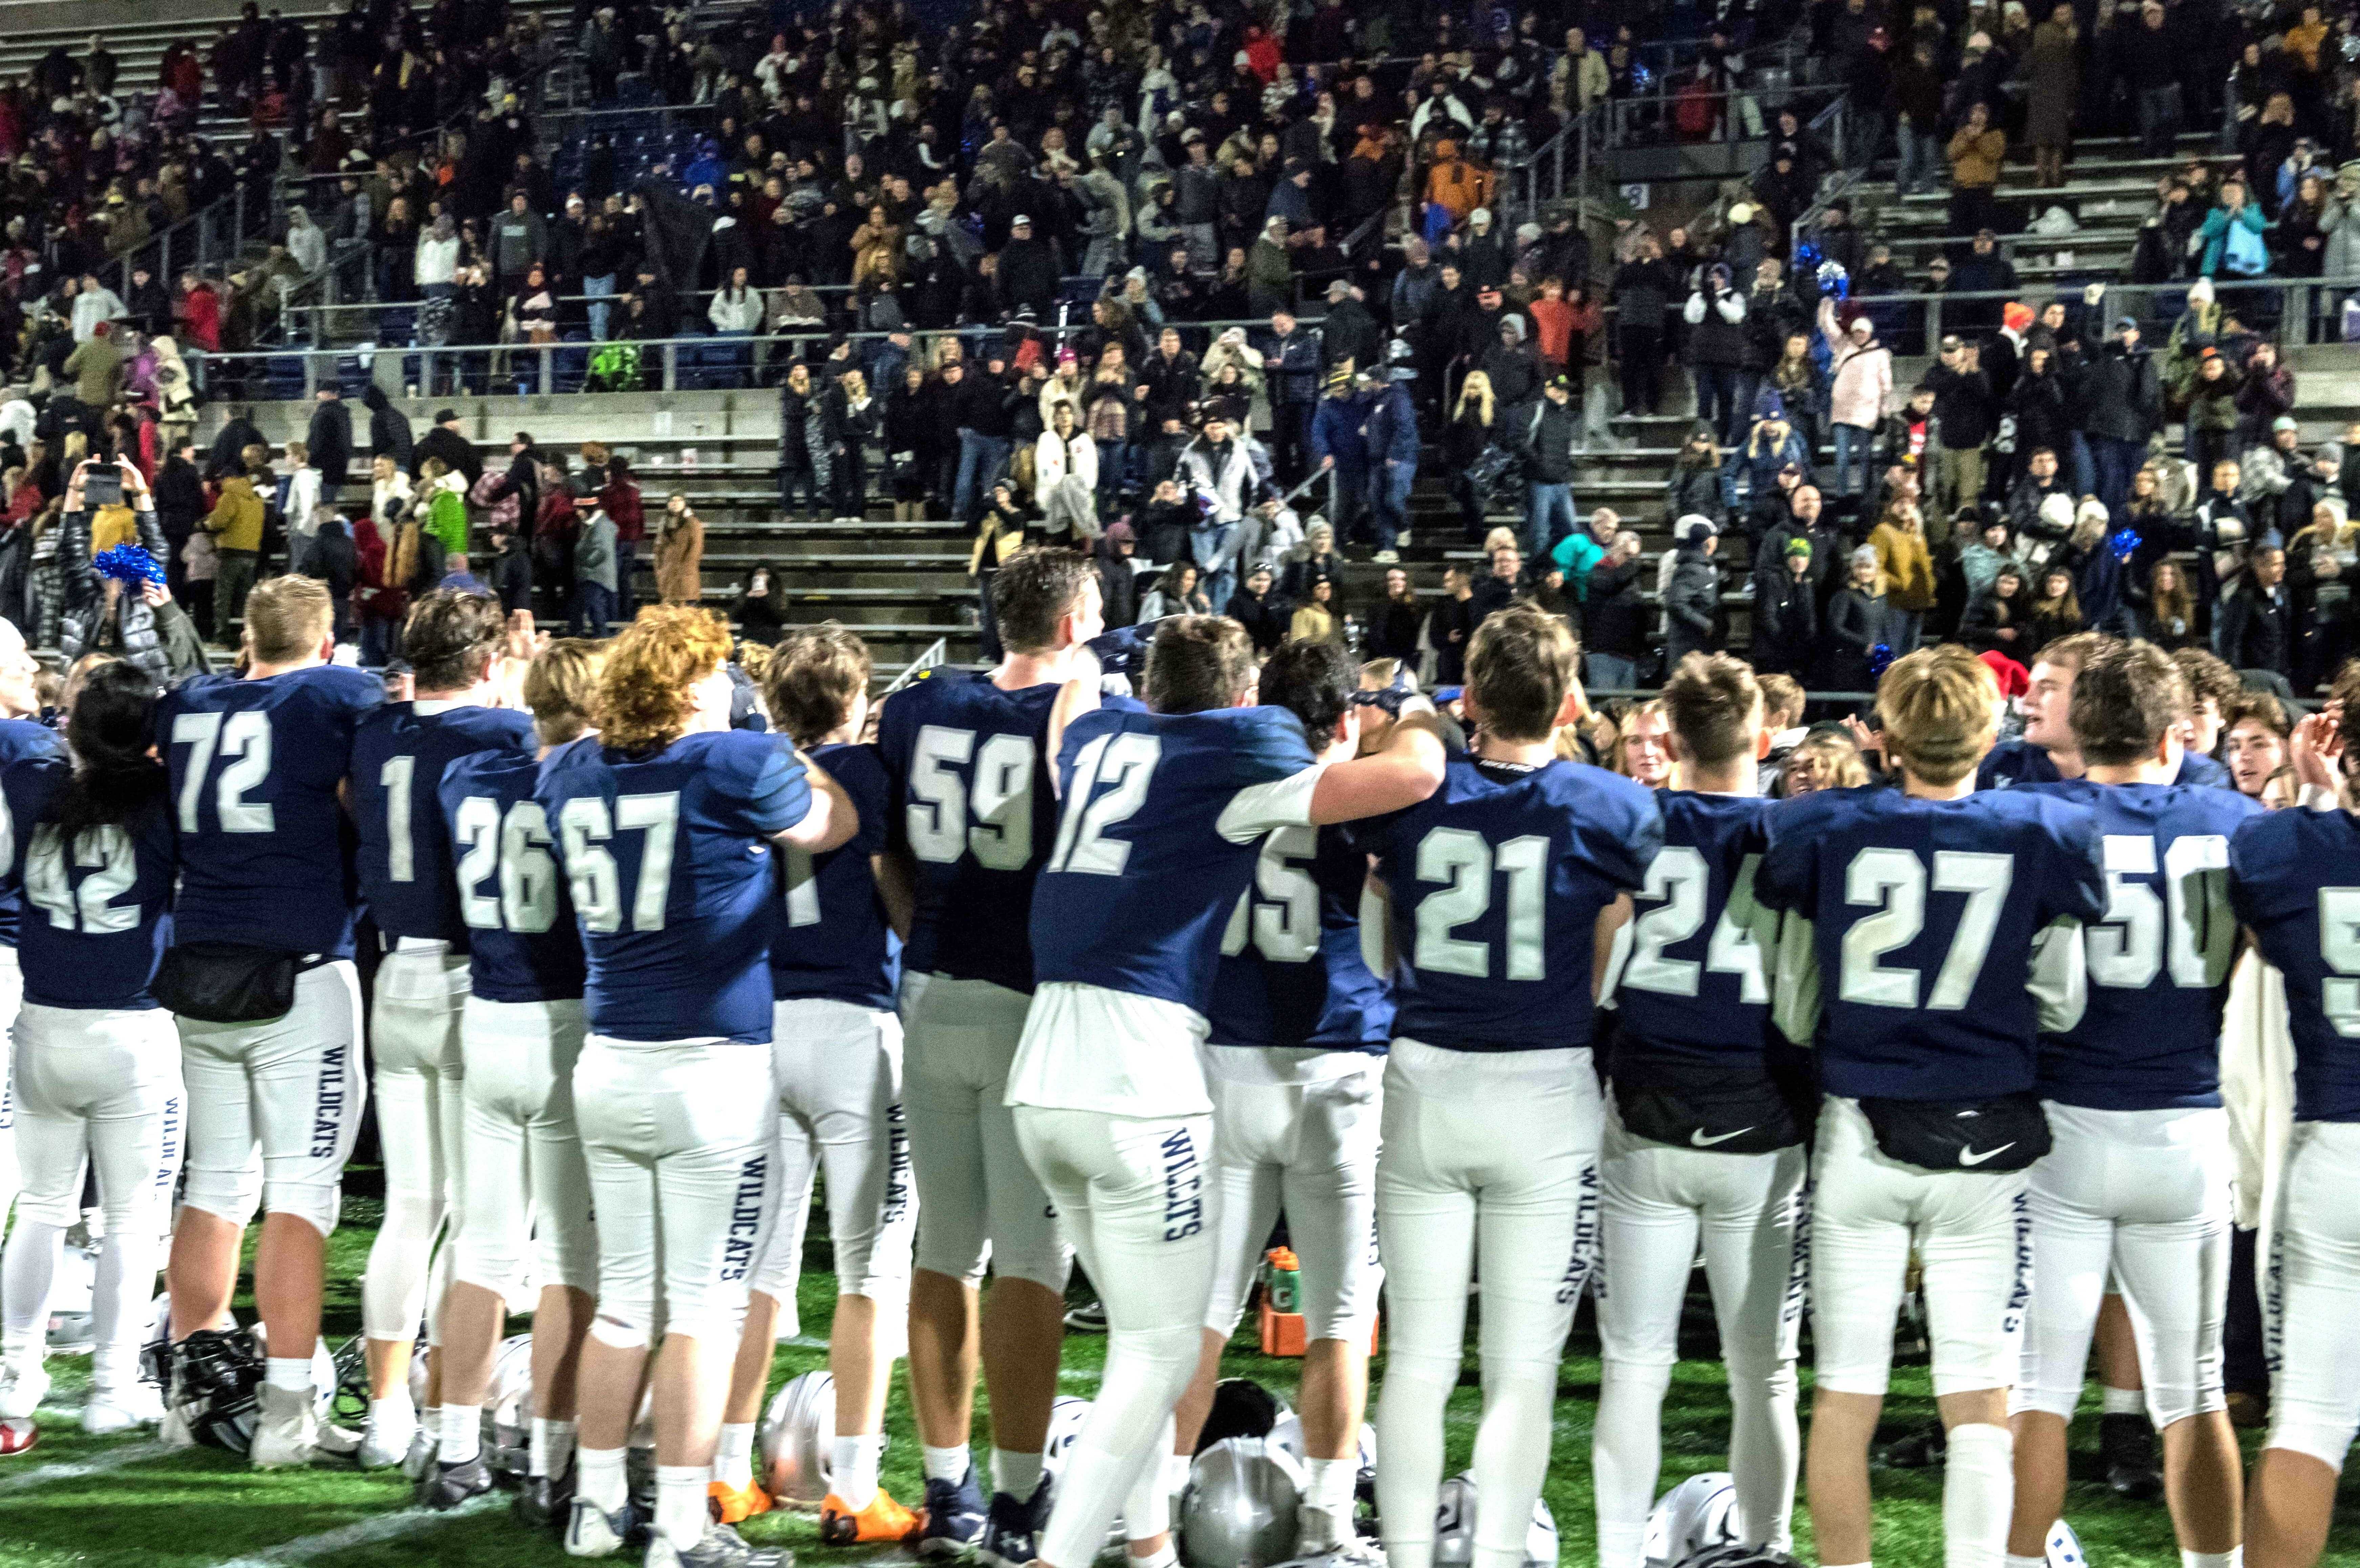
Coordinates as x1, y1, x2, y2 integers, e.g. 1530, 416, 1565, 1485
1301, 1457, 1358, 1550
368, 1394, 415, 1436
2101, 1385, 2145, 1417
656, 1464, 710, 1548
922, 1442, 971, 1484
531, 1417, 577, 1481
577, 1445, 629, 1514
831, 1433, 884, 1510
419, 1405, 443, 1455
2008, 1555, 2050, 1568
992, 1446, 1043, 1499
263, 1357, 314, 1395
440, 1402, 482, 1466
713, 1420, 756, 1487
1128, 1544, 1178, 1568
1943, 1424, 2015, 1568
2182, 1552, 2242, 1568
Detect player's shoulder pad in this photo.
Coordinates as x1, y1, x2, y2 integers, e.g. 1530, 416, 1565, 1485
0, 716, 63, 764
300, 662, 389, 713
812, 739, 888, 793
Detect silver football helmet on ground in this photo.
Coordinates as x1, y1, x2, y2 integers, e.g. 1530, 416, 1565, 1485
45, 1243, 99, 1355
1043, 1393, 1092, 1479
2047, 1520, 2087, 1568
758, 1370, 835, 1504
1644, 1473, 1742, 1568
1432, 1473, 1557, 1568
1180, 1436, 1308, 1568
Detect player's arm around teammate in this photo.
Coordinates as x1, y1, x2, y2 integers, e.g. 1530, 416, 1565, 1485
1590, 654, 1805, 1568
1355, 607, 1665, 1568
1753, 645, 2107, 1568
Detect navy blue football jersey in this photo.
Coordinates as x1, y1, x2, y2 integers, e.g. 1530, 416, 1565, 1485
2026, 779, 2262, 1110
439, 749, 587, 1004
875, 671, 1064, 994
4, 757, 176, 1010
351, 702, 537, 943
1358, 756, 1662, 1052
536, 729, 812, 1044
1204, 823, 1393, 1052
158, 665, 384, 957
1031, 705, 1320, 1014
1607, 792, 1781, 1070
1755, 787, 2107, 1100
772, 743, 899, 1010
1979, 738, 2231, 792
0, 717, 65, 949
2229, 807, 2360, 1122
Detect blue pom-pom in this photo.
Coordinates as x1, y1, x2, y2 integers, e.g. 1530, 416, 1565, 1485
1868, 641, 1896, 680
1817, 258, 1850, 299
2109, 525, 2141, 561
1630, 62, 1653, 90
94, 544, 165, 588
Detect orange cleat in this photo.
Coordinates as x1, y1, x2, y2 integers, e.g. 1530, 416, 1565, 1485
708, 1478, 774, 1525
818, 1487, 923, 1545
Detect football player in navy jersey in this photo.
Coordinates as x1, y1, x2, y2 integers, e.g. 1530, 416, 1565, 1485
0, 665, 180, 1452
873, 548, 1100, 1561
348, 591, 537, 1475
426, 641, 603, 1523
1756, 644, 2107, 1568
1010, 622, 1450, 1568
537, 606, 856, 1568
157, 576, 384, 1467
708, 629, 921, 1545
1172, 642, 1397, 1565
1977, 633, 2234, 792
2227, 680, 2360, 1568
2005, 644, 2257, 1568
1352, 605, 1661, 1568
0, 617, 62, 1262
1590, 653, 1802, 1568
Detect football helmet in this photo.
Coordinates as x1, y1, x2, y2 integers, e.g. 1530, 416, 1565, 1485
2047, 1520, 2087, 1568
1432, 1473, 1557, 1568
758, 1370, 835, 1505
484, 1333, 538, 1478
1643, 1473, 1741, 1568
148, 1329, 262, 1453
1196, 1377, 1294, 1453
1677, 1549, 1801, 1568
1043, 1393, 1092, 1480
45, 1243, 98, 1355
1179, 1437, 1307, 1568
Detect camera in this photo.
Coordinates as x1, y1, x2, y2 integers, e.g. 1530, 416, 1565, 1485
80, 463, 122, 508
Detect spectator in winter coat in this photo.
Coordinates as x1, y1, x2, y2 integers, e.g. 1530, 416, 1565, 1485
1922, 337, 1996, 539
1869, 500, 1937, 650
2006, 448, 2076, 541
1662, 516, 1723, 667
2233, 340, 2296, 448
2241, 416, 2312, 541
1226, 564, 1290, 652
1721, 396, 1812, 532
1823, 544, 1896, 691
1095, 525, 1140, 627
363, 384, 412, 471
996, 215, 1062, 317
2219, 545, 2293, 676
2079, 318, 2163, 517
1520, 375, 1581, 560
1683, 264, 1750, 444
1750, 534, 1820, 676
1820, 299, 1892, 497
1308, 371, 1372, 547
1364, 370, 1420, 561
306, 385, 354, 505
1581, 533, 1652, 690
1959, 561, 2034, 654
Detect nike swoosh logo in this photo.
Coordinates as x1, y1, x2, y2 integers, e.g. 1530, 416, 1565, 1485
1958, 1143, 2016, 1167
1690, 1126, 1756, 1147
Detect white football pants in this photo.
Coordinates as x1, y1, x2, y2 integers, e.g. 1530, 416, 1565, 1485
1593, 1099, 1805, 1568
2264, 1119, 2360, 1469
2, 1005, 183, 1389
1202, 1058, 1383, 1343
1014, 1105, 1216, 1568
362, 941, 470, 1343
576, 1035, 779, 1344
1375, 1041, 1601, 1568
453, 995, 597, 1297
178, 959, 365, 1236
0, 946, 22, 1236
901, 972, 1070, 1292
750, 1000, 917, 1324
2012, 1104, 2231, 1429
1810, 1097, 2031, 1399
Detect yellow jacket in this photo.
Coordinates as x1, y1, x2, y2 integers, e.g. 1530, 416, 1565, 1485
1871, 521, 1937, 612
204, 475, 265, 553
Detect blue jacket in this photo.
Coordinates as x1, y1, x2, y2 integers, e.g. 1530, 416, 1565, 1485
1720, 428, 1811, 512
1365, 385, 1420, 467
1310, 393, 1371, 470
2195, 202, 2268, 278
1261, 328, 1326, 406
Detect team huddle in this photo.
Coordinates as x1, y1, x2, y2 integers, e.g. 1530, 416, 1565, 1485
0, 546, 2354, 1568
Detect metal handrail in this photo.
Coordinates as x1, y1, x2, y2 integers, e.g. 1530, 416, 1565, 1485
883, 637, 950, 694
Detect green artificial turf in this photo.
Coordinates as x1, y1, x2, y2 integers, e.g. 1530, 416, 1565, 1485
2, 1195, 2357, 1567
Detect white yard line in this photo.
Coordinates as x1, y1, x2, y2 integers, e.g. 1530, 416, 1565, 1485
206, 1491, 503, 1568
0, 1438, 173, 1493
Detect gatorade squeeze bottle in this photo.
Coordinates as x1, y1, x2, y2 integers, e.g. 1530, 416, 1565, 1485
1266, 1247, 1302, 1313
